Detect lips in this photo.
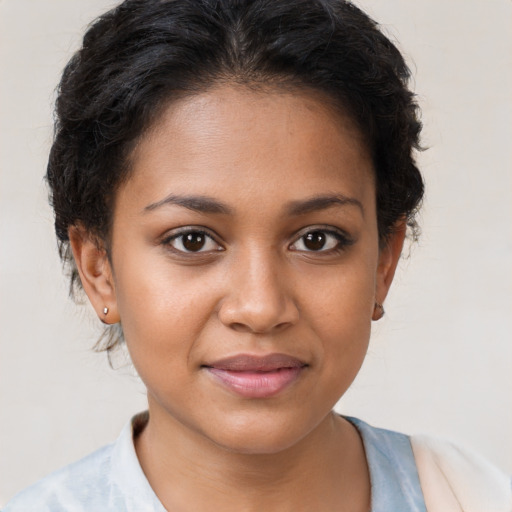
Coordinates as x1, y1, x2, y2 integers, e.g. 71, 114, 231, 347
203, 353, 307, 398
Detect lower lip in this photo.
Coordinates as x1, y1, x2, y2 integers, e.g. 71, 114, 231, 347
206, 367, 304, 398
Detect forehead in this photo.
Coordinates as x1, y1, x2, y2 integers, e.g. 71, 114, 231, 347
122, 85, 375, 214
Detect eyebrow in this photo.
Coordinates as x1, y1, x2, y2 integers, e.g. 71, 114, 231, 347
143, 194, 233, 215
143, 192, 364, 217
285, 194, 365, 217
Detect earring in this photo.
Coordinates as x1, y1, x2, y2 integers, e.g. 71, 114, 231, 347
103, 307, 109, 315
373, 302, 385, 321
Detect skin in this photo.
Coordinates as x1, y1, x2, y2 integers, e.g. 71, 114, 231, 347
70, 85, 405, 511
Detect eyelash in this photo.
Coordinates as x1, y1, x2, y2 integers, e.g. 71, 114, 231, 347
161, 228, 223, 254
289, 227, 354, 254
161, 226, 353, 256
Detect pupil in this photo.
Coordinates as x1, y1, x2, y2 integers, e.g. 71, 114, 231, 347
183, 233, 205, 251
304, 231, 326, 251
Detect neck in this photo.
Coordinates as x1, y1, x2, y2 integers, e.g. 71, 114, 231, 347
135, 406, 370, 512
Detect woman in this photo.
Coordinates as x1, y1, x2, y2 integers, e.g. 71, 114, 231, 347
4, 0, 511, 510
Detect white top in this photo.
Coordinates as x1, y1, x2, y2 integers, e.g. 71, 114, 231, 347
4, 414, 430, 511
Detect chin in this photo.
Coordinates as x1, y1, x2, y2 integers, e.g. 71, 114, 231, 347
202, 410, 321, 456
216, 432, 305, 456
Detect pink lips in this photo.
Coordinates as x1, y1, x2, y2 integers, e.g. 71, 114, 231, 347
204, 353, 307, 398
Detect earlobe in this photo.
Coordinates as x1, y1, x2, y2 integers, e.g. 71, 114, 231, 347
373, 220, 407, 320
68, 225, 120, 324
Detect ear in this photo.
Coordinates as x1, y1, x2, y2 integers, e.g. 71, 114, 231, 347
373, 220, 406, 320
68, 225, 120, 324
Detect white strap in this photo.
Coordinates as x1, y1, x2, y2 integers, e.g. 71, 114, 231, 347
411, 435, 512, 512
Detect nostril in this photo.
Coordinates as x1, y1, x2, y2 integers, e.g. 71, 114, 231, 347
229, 322, 251, 333
227, 320, 293, 335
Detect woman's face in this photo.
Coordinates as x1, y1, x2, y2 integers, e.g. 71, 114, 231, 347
92, 86, 402, 453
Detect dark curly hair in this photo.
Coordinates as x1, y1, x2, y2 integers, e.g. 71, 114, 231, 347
47, 0, 424, 352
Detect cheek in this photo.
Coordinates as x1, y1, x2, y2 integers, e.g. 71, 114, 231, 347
301, 256, 377, 331
112, 250, 218, 361
311, 295, 372, 406
115, 268, 210, 404
299, 253, 377, 373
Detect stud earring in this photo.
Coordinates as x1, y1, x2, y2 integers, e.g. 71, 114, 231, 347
373, 302, 385, 320
103, 307, 109, 315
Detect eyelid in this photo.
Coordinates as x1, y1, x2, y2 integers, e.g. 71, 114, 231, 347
289, 225, 354, 252
161, 226, 224, 253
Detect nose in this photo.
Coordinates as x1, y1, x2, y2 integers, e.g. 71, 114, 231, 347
218, 248, 300, 334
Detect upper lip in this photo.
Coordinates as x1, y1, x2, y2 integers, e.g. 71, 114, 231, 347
203, 353, 307, 372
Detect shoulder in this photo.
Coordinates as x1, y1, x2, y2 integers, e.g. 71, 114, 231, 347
410, 434, 512, 511
346, 416, 427, 510
3, 442, 115, 512
346, 415, 417, 469
347, 416, 411, 447
347, 416, 512, 511
4, 414, 164, 512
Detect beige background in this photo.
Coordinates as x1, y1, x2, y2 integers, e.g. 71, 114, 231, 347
1, 0, 511, 505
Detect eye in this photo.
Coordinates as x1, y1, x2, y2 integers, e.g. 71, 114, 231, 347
163, 229, 222, 253
290, 229, 351, 253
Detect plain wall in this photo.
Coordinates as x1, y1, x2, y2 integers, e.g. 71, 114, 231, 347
1, 0, 511, 505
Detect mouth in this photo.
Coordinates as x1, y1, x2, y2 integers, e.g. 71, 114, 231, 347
202, 353, 308, 399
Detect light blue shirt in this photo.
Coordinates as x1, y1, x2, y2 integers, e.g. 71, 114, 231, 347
4, 415, 426, 511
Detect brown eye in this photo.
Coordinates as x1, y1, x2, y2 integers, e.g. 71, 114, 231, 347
304, 231, 327, 251
165, 230, 222, 253
183, 232, 206, 252
290, 228, 350, 253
